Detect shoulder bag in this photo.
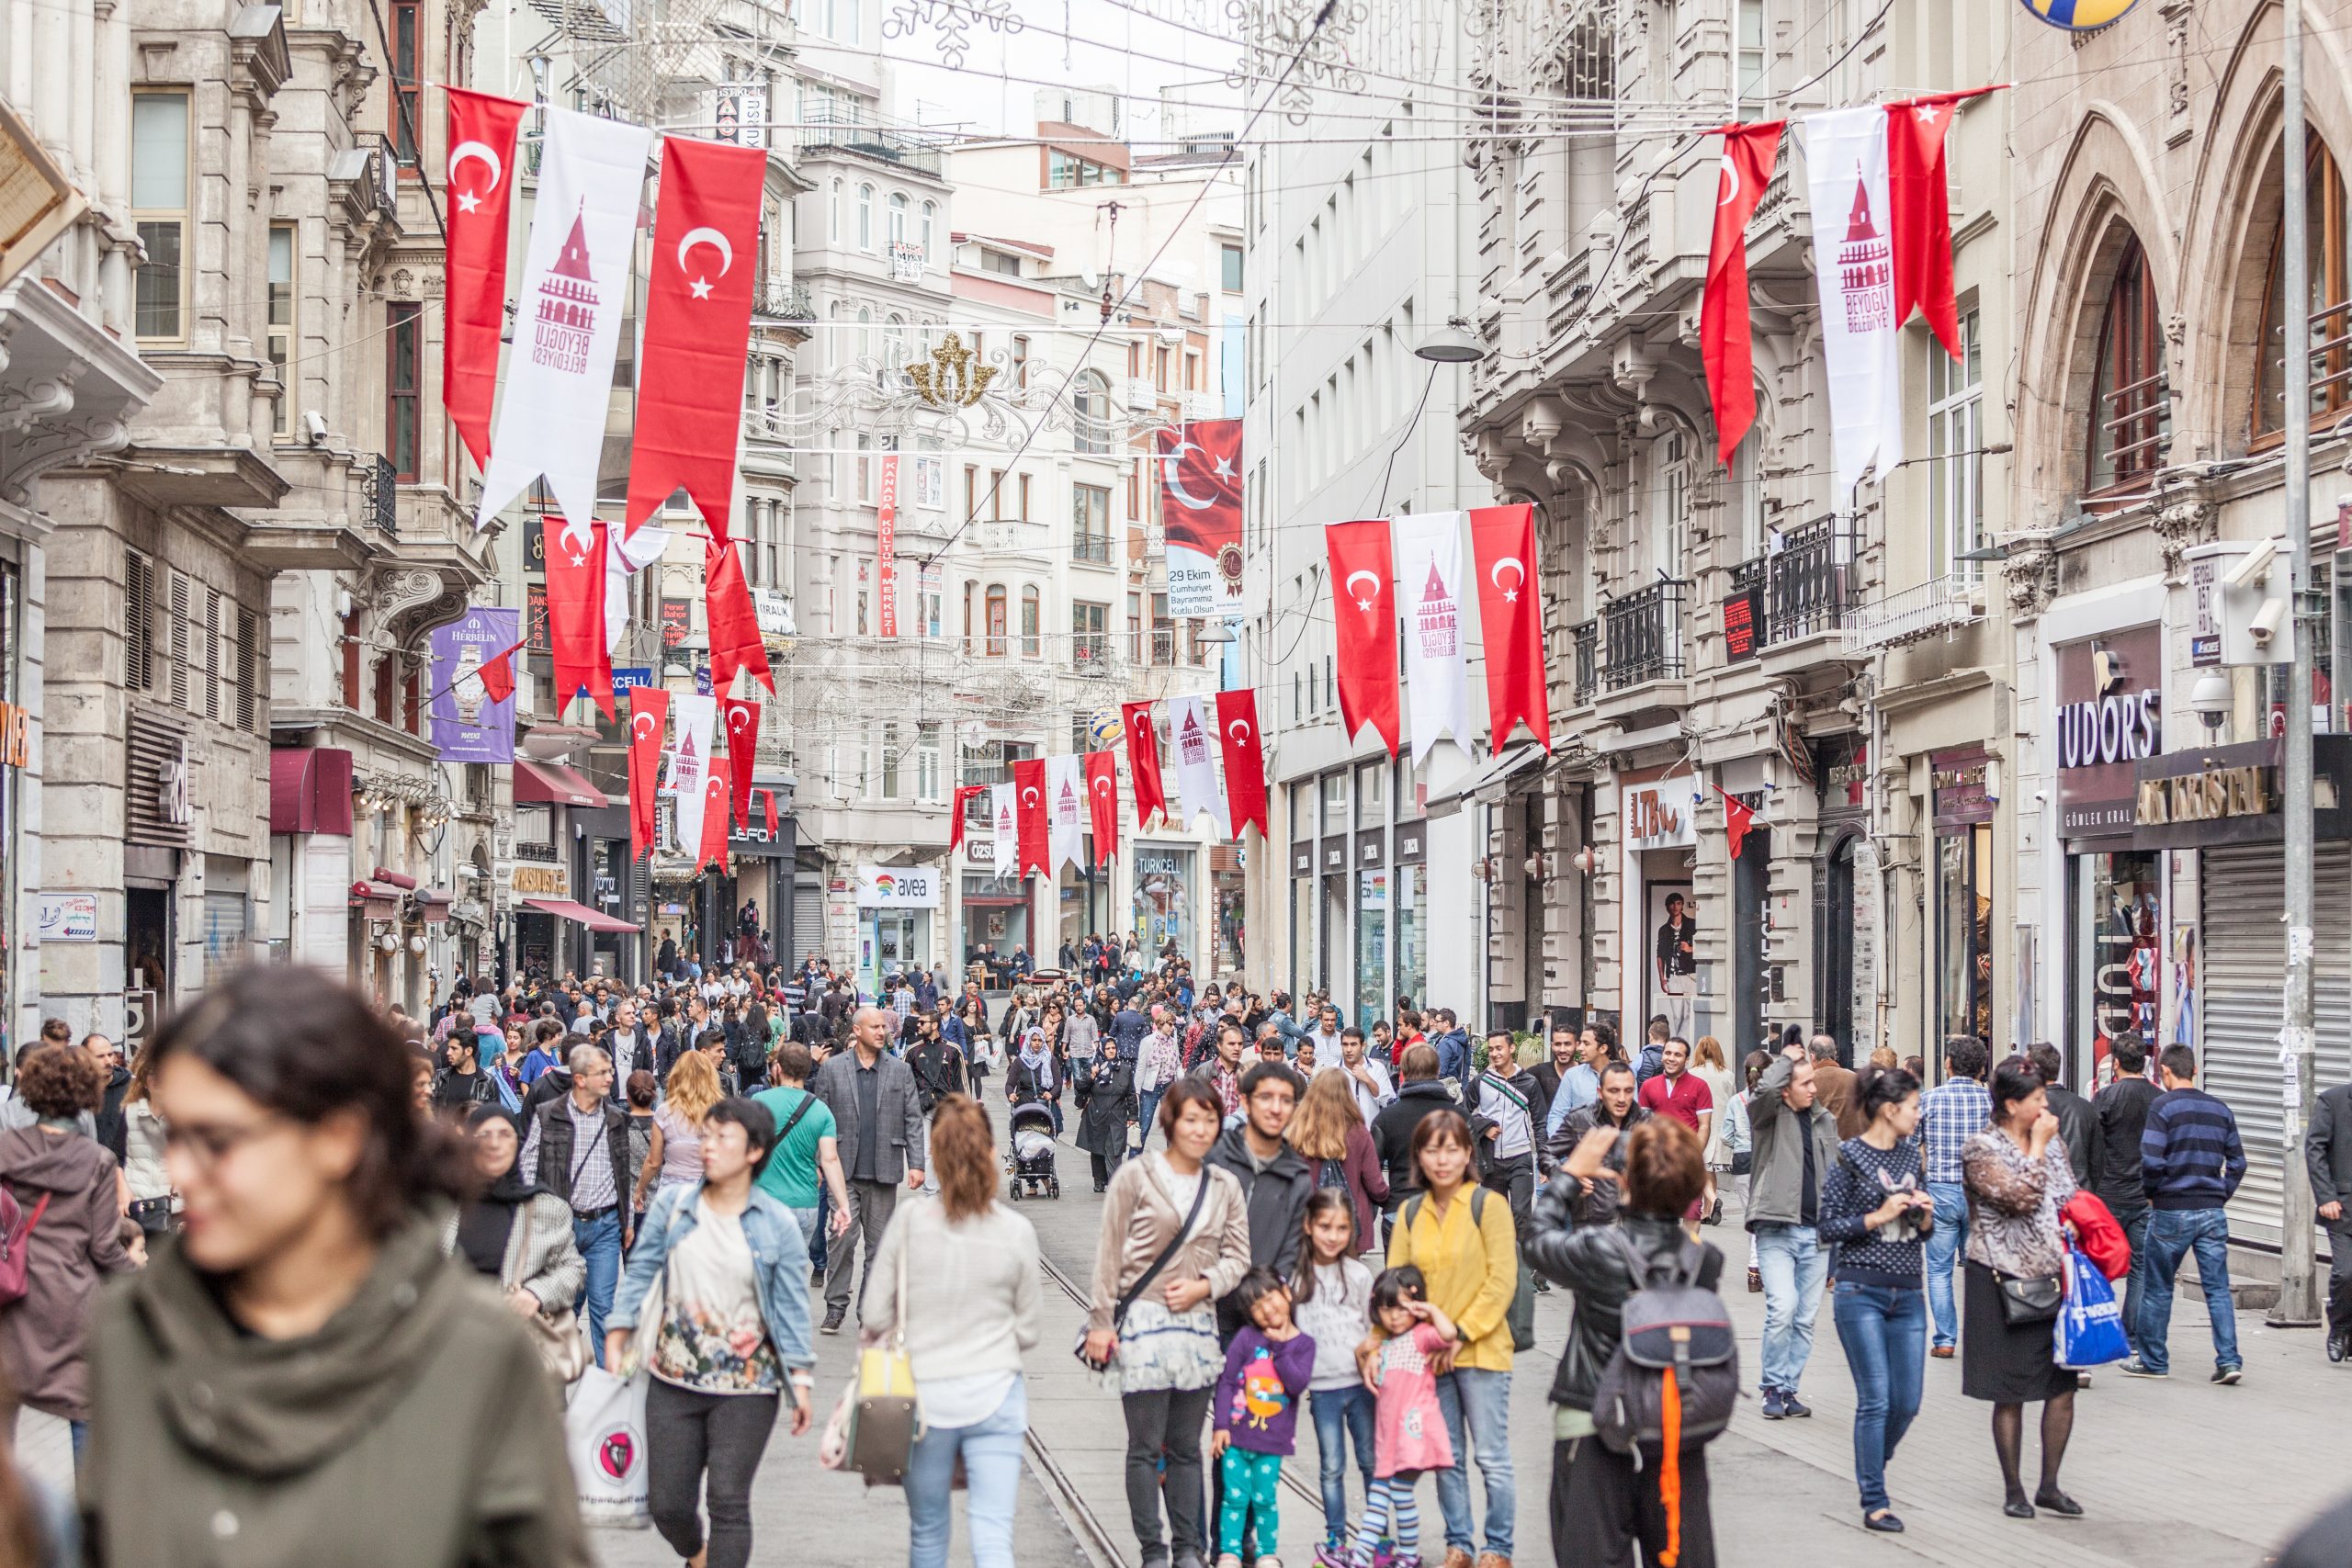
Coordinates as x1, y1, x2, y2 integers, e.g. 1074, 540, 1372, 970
820, 1213, 922, 1485
1074, 1165, 1212, 1373
510, 1201, 593, 1384
1996, 1268, 2063, 1326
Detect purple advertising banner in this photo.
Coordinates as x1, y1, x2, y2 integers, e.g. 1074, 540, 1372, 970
429, 606, 519, 762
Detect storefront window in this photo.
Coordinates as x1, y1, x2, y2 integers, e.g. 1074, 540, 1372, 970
2071, 850, 2160, 1089
1937, 824, 1994, 1047
1397, 864, 1425, 1010
1289, 873, 1306, 996
0, 559, 16, 1055
1356, 868, 1387, 1027
1135, 845, 1194, 966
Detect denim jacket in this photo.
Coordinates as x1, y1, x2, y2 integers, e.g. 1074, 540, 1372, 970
609, 1181, 817, 1371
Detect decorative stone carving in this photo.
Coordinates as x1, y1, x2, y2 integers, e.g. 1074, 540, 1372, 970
2153, 493, 2217, 579
2002, 537, 2059, 619
367, 566, 444, 625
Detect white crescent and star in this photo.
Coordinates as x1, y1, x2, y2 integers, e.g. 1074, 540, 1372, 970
1091, 775, 1114, 797
727, 706, 751, 731
1490, 556, 1526, 603
1717, 152, 1740, 209
1344, 569, 1383, 611
1160, 442, 1217, 512
1227, 718, 1253, 747
1021, 787, 1041, 807
677, 226, 732, 301
449, 141, 502, 215
631, 713, 657, 739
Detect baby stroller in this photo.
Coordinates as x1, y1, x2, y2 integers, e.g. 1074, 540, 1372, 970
1005, 1100, 1060, 1200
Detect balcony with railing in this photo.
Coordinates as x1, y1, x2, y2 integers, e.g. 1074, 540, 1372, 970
1600, 579, 1686, 697
368, 454, 399, 539
1570, 619, 1599, 706
1843, 572, 1988, 653
798, 111, 943, 176
754, 277, 813, 322
1760, 518, 1855, 665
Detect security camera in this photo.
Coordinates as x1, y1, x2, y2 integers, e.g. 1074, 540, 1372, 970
2250, 598, 2285, 646
2223, 537, 2278, 591
302, 410, 328, 446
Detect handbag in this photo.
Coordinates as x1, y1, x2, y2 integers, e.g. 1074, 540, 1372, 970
510, 1201, 593, 1384
1074, 1166, 1213, 1374
1996, 1269, 2063, 1326
821, 1222, 921, 1485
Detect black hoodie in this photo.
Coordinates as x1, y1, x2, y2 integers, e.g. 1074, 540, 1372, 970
1371, 1078, 1457, 1201
1204, 1122, 1314, 1337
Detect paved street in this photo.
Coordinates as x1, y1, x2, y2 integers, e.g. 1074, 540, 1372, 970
24, 1107, 2347, 1566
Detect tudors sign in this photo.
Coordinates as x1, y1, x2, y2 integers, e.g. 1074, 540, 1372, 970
2055, 627, 2161, 839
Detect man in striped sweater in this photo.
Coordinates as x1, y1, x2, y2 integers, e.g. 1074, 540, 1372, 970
2121, 1044, 2247, 1383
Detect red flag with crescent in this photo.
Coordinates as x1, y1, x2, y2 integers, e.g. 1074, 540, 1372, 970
762, 787, 779, 840
1083, 750, 1120, 866
626, 137, 768, 539
1466, 503, 1550, 751
1699, 119, 1783, 460
442, 87, 527, 472
696, 755, 732, 875
1325, 519, 1402, 757
545, 519, 614, 720
1717, 785, 1757, 861
719, 696, 760, 830
705, 534, 775, 695
1011, 758, 1049, 880
1155, 418, 1243, 615
950, 784, 987, 852
626, 685, 670, 861
1214, 689, 1269, 840
1121, 701, 1167, 828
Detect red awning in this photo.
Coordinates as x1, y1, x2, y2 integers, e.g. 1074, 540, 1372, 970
270, 748, 354, 835
349, 879, 402, 906
520, 897, 638, 933
514, 760, 609, 809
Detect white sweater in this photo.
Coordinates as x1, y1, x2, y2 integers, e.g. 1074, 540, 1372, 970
861, 1198, 1044, 1384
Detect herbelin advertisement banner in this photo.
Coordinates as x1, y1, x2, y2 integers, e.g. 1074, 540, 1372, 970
427, 608, 520, 763
2054, 626, 2162, 840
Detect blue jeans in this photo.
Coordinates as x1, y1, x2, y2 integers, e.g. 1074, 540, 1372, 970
573, 1207, 623, 1365
1753, 1224, 1826, 1393
1309, 1384, 1376, 1543
1136, 1088, 1163, 1153
907, 1380, 1027, 1568
2137, 1207, 2240, 1375
1432, 1366, 1514, 1556
1924, 1181, 1969, 1348
2113, 1204, 2152, 1352
1831, 1282, 1926, 1513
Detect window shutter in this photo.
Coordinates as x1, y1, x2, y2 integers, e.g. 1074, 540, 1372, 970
168, 571, 189, 709
204, 588, 221, 721
124, 551, 152, 691
235, 608, 261, 731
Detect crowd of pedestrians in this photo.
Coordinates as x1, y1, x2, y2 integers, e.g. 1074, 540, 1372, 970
0, 941, 2346, 1568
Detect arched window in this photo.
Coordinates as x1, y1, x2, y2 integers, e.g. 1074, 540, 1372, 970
856, 305, 874, 365
1021, 585, 1041, 657
2086, 236, 2168, 491
985, 585, 1007, 655
2256, 139, 2352, 440
919, 199, 936, 259
1073, 371, 1112, 455
856, 184, 874, 251
885, 312, 907, 374
1654, 430, 1690, 577
888, 191, 909, 248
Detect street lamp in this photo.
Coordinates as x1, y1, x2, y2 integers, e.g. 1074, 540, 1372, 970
1414, 318, 1486, 365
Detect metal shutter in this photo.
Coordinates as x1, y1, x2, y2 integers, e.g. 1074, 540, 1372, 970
793, 878, 824, 969
2198, 842, 2352, 1248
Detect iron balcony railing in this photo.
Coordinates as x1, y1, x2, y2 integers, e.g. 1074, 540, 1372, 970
369, 454, 400, 538
1571, 619, 1598, 705
755, 278, 813, 321
1601, 579, 1687, 690
1765, 518, 1851, 643
799, 112, 943, 176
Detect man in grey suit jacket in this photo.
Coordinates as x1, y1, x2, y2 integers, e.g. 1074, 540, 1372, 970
810, 1006, 927, 1332
2308, 1077, 2352, 1361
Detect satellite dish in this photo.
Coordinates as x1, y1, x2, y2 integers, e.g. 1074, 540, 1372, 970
1080, 268, 1099, 289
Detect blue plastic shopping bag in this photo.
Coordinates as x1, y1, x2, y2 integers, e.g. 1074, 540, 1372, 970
2053, 1243, 2131, 1368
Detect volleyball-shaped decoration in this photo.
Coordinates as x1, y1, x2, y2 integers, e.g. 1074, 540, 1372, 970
2019, 0, 2140, 29
1086, 707, 1123, 750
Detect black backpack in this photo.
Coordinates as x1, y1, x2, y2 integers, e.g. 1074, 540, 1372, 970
1399, 1186, 1535, 1354
1590, 1230, 1738, 1458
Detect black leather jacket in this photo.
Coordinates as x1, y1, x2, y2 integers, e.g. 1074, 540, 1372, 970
1522, 1183, 1724, 1413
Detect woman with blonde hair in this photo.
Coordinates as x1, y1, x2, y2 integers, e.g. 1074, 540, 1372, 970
634, 1049, 724, 1213
1287, 1065, 1389, 1253
865, 1095, 1041, 1568
1691, 1035, 1738, 1224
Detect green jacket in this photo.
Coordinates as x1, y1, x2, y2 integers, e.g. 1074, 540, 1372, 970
1744, 1053, 1841, 1232
80, 1210, 589, 1568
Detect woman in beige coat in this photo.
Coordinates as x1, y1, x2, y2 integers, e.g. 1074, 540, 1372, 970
1084, 1077, 1251, 1568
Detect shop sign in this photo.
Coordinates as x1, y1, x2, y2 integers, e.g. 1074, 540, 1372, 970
1360, 869, 1389, 910
1321, 840, 1346, 873
967, 840, 997, 865
1356, 828, 1385, 867
1931, 748, 1996, 828
2056, 628, 2161, 838
856, 864, 941, 908
1722, 585, 1759, 662
660, 598, 692, 649
35, 893, 96, 942
1291, 843, 1314, 876
510, 863, 571, 897
1394, 823, 1426, 864
2135, 762, 2270, 826
1624, 780, 1697, 850
0, 699, 31, 767
612, 667, 654, 692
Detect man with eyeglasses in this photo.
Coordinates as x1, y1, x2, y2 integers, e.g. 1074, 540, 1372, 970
520, 1043, 640, 1364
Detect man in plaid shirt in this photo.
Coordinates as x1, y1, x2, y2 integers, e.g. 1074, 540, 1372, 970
1917, 1035, 1993, 1354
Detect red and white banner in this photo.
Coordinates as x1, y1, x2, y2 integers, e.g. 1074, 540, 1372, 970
442, 88, 527, 473
544, 519, 615, 719
1158, 419, 1243, 617
950, 784, 988, 852
626, 685, 669, 862
1325, 519, 1401, 757
1047, 754, 1085, 875
719, 695, 760, 830
1215, 689, 1269, 840
1122, 701, 1168, 827
695, 756, 731, 875
1467, 503, 1550, 752
705, 535, 775, 695
1700, 120, 1783, 460
1084, 750, 1120, 865
476, 107, 651, 532
1394, 512, 1472, 761
1168, 695, 1224, 829
665, 693, 718, 856
1011, 758, 1049, 879
626, 135, 768, 540
876, 454, 899, 637
989, 784, 1019, 880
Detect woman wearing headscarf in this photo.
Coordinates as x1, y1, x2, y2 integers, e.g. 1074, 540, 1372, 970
442, 1105, 585, 1378
1009, 1027, 1060, 1135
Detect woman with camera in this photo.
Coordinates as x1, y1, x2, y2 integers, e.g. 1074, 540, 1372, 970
1819, 1063, 1934, 1534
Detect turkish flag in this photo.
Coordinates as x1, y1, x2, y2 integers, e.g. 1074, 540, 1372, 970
1084, 750, 1120, 866
950, 784, 987, 852
473, 639, 522, 706
626, 137, 768, 539
442, 88, 526, 472
1699, 119, 1783, 459
1121, 701, 1168, 827
1887, 91, 1994, 359
696, 755, 732, 875
1011, 758, 1049, 879
1215, 689, 1269, 840
719, 696, 760, 830
1325, 519, 1402, 757
1157, 419, 1243, 614
705, 534, 775, 695
762, 787, 779, 840
1467, 503, 1550, 751
544, 519, 614, 720
1718, 786, 1757, 861
626, 685, 669, 861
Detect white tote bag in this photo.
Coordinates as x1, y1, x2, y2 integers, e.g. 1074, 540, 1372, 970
567, 1364, 651, 1527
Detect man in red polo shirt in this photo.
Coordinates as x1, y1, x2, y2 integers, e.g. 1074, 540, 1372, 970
1638, 1034, 1715, 1151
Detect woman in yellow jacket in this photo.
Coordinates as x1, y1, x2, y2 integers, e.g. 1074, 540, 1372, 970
1383, 1108, 1519, 1568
